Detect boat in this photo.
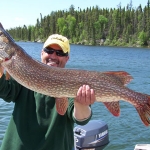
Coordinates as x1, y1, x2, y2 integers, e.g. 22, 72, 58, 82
134, 144, 150, 150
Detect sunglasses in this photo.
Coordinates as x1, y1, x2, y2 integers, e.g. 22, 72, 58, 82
43, 47, 68, 57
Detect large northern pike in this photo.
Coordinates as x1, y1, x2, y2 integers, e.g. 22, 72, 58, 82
0, 23, 150, 126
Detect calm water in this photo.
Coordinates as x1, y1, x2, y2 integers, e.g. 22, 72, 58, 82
0, 42, 150, 150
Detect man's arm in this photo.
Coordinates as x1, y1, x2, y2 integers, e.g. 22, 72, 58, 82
73, 85, 95, 121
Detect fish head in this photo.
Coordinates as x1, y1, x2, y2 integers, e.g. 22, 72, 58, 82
0, 23, 16, 63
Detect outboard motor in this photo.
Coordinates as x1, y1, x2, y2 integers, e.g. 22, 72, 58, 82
74, 120, 109, 150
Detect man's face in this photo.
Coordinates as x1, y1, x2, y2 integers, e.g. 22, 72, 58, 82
41, 44, 69, 68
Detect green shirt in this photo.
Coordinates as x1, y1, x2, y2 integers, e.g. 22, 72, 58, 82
0, 75, 92, 150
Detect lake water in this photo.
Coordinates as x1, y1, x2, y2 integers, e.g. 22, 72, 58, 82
0, 42, 150, 150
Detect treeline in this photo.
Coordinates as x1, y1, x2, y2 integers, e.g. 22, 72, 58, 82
8, 1, 150, 47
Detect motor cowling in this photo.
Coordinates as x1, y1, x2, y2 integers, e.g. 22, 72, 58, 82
74, 120, 109, 150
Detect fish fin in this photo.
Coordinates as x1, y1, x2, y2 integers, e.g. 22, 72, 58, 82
135, 96, 150, 126
55, 97, 68, 115
0, 66, 10, 80
0, 66, 4, 78
103, 101, 120, 116
104, 71, 133, 85
5, 71, 10, 80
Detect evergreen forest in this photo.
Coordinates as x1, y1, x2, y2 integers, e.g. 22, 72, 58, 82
7, 1, 150, 47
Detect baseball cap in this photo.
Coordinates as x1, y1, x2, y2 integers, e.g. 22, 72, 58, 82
43, 34, 70, 53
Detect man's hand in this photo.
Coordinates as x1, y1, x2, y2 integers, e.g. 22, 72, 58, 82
73, 85, 96, 121
75, 85, 95, 105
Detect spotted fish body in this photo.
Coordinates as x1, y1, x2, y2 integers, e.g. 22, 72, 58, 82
0, 23, 150, 126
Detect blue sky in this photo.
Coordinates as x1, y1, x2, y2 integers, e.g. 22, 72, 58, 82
0, 0, 148, 29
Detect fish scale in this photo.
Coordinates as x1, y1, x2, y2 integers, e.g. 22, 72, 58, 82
0, 22, 150, 126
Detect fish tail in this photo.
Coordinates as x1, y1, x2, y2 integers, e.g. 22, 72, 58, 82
136, 95, 150, 126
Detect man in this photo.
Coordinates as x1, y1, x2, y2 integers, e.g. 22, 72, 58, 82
0, 34, 95, 150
